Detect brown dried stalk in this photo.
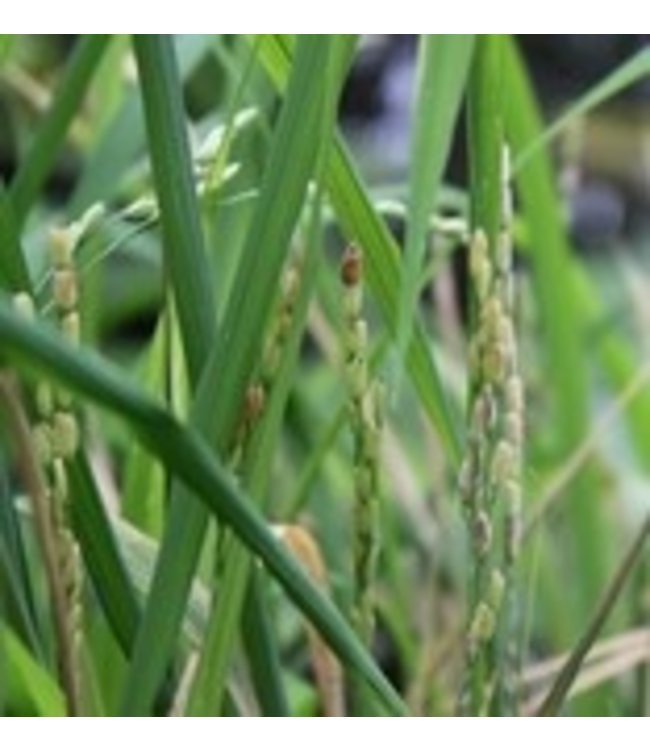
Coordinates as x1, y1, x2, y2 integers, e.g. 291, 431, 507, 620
0, 371, 82, 715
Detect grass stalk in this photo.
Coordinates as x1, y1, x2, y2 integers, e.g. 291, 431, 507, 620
0, 372, 81, 715
536, 517, 650, 716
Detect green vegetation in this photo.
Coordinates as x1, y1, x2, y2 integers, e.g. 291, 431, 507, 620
0, 34, 648, 717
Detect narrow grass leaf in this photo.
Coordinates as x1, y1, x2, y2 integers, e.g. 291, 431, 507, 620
230, 40, 351, 717
122, 318, 167, 536
242, 571, 290, 716
503, 37, 608, 612
184, 34, 349, 717
0, 301, 407, 717
536, 517, 650, 716
505, 46, 650, 472
256, 34, 463, 465
186, 136, 331, 716
0, 183, 30, 293
515, 48, 650, 171
9, 36, 111, 229
133, 34, 217, 384
68, 455, 141, 653
396, 34, 474, 379
0, 455, 42, 658
467, 35, 503, 247
120, 32, 221, 714
121, 36, 339, 716
70, 36, 211, 214
0, 622, 65, 716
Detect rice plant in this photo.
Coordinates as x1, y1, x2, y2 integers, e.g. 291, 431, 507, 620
0, 33, 649, 717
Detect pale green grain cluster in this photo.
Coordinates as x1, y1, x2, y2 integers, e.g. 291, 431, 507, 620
13, 256, 84, 714
230, 247, 305, 470
261, 247, 304, 386
49, 224, 85, 708
340, 244, 384, 645
16, 210, 98, 715
459, 146, 523, 713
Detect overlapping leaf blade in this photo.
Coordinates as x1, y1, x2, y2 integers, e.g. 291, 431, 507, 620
0, 300, 406, 716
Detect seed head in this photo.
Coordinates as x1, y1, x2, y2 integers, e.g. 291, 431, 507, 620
123, 195, 158, 222
76, 202, 105, 239
503, 480, 522, 516
52, 458, 69, 506
498, 315, 515, 353
346, 355, 368, 399
346, 318, 368, 355
487, 569, 506, 611
263, 342, 280, 377
340, 244, 363, 287
491, 440, 515, 484
13, 292, 35, 320
469, 230, 490, 291
32, 423, 53, 466
458, 457, 475, 505
471, 387, 496, 432
53, 270, 78, 311
51, 411, 79, 459
281, 266, 300, 301
244, 384, 265, 423
482, 344, 507, 383
504, 412, 523, 446
482, 297, 504, 340
56, 388, 73, 410
343, 285, 363, 321
473, 510, 493, 556
468, 602, 496, 652
49, 228, 74, 268
36, 382, 54, 419
505, 375, 524, 413
61, 312, 81, 344
354, 462, 376, 499
360, 387, 380, 430
276, 309, 293, 339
